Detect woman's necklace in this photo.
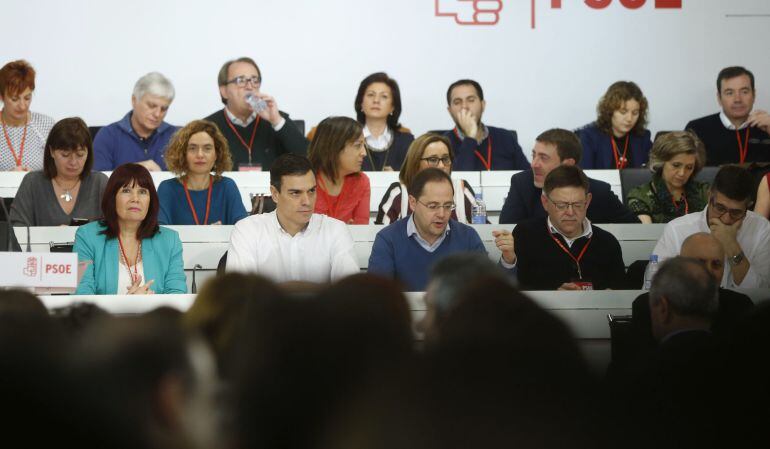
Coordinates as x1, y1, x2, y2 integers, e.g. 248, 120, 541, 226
53, 177, 81, 202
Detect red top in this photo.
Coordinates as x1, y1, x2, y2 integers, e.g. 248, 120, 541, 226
315, 172, 370, 224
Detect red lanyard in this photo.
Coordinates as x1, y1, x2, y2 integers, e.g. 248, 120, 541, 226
672, 194, 688, 215
1, 113, 27, 167
117, 235, 141, 285
317, 174, 346, 218
610, 134, 630, 170
224, 111, 260, 164
182, 175, 213, 225
736, 128, 750, 164
548, 223, 592, 280
454, 127, 492, 171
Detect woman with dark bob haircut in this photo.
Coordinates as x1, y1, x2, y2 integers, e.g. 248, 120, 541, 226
353, 72, 414, 171
158, 120, 247, 225
73, 163, 186, 295
576, 81, 653, 169
308, 116, 370, 224
10, 117, 107, 226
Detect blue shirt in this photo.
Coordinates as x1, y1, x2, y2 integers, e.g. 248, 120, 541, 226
368, 217, 487, 291
157, 177, 248, 225
93, 111, 177, 170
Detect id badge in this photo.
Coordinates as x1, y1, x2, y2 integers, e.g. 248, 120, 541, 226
573, 281, 594, 291
238, 163, 262, 172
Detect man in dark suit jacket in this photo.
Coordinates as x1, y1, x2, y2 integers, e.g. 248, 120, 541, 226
631, 232, 754, 349
626, 256, 730, 449
499, 128, 638, 224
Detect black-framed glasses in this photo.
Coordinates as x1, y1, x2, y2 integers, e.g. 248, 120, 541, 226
420, 156, 452, 167
709, 196, 747, 220
546, 196, 587, 212
226, 75, 261, 87
417, 200, 456, 212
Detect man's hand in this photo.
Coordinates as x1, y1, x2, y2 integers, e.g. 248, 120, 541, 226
137, 159, 162, 172
558, 282, 582, 291
455, 109, 479, 141
492, 229, 516, 265
747, 110, 770, 134
255, 92, 283, 127
709, 217, 742, 255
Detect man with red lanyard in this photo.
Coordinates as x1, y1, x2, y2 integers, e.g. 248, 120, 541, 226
204, 57, 307, 171
511, 165, 626, 290
686, 66, 770, 166
443, 79, 529, 171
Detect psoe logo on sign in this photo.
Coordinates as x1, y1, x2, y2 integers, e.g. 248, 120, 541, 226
435, 0, 504, 26
23, 256, 37, 277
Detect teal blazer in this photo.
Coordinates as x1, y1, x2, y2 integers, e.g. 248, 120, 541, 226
73, 221, 187, 294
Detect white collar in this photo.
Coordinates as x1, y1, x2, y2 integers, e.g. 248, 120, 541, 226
406, 214, 451, 251
719, 111, 750, 131
363, 124, 392, 151
547, 217, 593, 248
225, 106, 257, 127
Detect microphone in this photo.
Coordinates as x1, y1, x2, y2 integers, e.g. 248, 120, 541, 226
191, 264, 203, 294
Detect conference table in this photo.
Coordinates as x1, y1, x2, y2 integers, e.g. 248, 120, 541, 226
38, 289, 770, 374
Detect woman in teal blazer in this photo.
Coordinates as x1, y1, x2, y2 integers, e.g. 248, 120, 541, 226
74, 163, 187, 295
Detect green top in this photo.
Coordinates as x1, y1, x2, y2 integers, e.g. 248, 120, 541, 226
627, 174, 710, 223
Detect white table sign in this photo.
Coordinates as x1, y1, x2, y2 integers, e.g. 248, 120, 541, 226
0, 252, 79, 288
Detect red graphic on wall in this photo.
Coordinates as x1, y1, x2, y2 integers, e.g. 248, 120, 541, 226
23, 257, 37, 277
435, 0, 503, 25
434, 0, 683, 29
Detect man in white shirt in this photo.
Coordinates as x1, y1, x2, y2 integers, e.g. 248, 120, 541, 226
226, 154, 359, 282
652, 165, 770, 288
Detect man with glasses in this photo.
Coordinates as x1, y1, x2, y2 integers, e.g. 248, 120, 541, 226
511, 165, 626, 290
652, 165, 770, 288
368, 168, 515, 291
500, 128, 638, 224
204, 57, 307, 171
94, 72, 178, 171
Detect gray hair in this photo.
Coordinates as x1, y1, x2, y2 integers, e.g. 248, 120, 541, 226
649, 257, 718, 318
132, 72, 175, 102
428, 253, 513, 319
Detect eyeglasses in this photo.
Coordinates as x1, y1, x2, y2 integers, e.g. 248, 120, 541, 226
417, 200, 456, 212
546, 196, 587, 211
709, 196, 747, 220
420, 156, 452, 167
226, 75, 261, 87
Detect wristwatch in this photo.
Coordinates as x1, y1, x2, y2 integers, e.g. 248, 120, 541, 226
728, 251, 745, 267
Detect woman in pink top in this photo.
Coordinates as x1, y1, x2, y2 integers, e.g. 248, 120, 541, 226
308, 116, 370, 224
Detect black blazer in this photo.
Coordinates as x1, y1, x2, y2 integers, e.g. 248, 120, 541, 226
499, 170, 640, 224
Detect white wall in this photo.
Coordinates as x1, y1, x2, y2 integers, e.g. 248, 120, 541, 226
1, 0, 768, 154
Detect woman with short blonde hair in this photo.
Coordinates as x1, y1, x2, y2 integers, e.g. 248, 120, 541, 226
627, 131, 710, 223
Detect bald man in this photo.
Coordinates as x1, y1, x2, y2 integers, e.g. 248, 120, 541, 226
632, 232, 754, 348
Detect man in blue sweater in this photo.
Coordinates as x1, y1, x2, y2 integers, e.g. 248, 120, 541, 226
93, 72, 178, 171
443, 79, 529, 171
368, 168, 516, 291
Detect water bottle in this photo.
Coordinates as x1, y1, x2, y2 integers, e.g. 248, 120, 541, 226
472, 192, 487, 224
244, 93, 268, 114
643, 254, 659, 290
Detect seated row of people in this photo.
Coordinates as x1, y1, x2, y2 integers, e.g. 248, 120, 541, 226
66, 151, 770, 295
2, 59, 769, 175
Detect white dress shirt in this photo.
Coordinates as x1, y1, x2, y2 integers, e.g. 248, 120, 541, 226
652, 207, 770, 288
226, 211, 359, 282
719, 111, 749, 130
